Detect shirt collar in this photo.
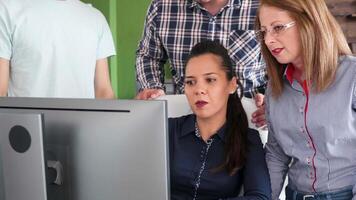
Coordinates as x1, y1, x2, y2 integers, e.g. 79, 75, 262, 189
283, 63, 310, 94
180, 114, 227, 143
180, 114, 196, 137
188, 0, 241, 10
283, 63, 295, 85
215, 124, 227, 142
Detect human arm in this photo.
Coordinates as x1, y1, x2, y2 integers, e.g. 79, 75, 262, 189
135, 88, 165, 100
353, 73, 356, 200
264, 92, 290, 200
221, 130, 271, 200
0, 2, 11, 96
264, 126, 290, 200
0, 58, 9, 96
93, 8, 116, 99
251, 93, 266, 127
353, 73, 356, 112
135, 0, 168, 99
94, 58, 115, 99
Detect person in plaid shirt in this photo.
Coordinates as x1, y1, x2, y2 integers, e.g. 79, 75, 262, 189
135, 0, 267, 127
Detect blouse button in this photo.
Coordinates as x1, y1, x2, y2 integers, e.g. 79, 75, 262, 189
299, 107, 304, 113
307, 142, 312, 148
306, 157, 312, 165
300, 127, 304, 133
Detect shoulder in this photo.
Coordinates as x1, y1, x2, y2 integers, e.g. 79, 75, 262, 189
240, 0, 260, 8
154, 0, 190, 6
169, 114, 194, 128
168, 114, 195, 139
338, 55, 356, 72
246, 128, 263, 146
0, 0, 18, 7
147, 0, 194, 13
337, 55, 356, 82
147, 0, 189, 13
0, 0, 27, 14
339, 55, 356, 63
75, 1, 108, 23
146, 0, 174, 10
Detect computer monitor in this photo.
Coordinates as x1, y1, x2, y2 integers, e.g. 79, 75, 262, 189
0, 97, 170, 200
0, 112, 47, 200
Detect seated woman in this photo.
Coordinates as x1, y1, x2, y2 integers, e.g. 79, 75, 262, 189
255, 0, 356, 199
169, 40, 271, 200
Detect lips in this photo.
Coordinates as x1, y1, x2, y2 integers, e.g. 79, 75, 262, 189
195, 100, 208, 108
271, 48, 284, 55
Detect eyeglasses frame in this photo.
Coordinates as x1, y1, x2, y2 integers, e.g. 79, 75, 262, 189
255, 21, 296, 41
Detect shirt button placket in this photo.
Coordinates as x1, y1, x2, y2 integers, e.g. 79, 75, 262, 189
306, 157, 311, 165
200, 149, 205, 161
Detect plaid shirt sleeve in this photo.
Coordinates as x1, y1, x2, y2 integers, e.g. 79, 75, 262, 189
135, 0, 168, 91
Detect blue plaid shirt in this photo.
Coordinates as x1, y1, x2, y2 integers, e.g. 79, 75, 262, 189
136, 0, 266, 97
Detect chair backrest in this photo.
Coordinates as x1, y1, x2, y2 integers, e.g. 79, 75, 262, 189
156, 94, 192, 118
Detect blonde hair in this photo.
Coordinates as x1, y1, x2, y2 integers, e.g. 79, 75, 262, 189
255, 0, 352, 97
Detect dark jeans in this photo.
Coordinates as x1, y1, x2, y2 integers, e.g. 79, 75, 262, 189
285, 186, 353, 200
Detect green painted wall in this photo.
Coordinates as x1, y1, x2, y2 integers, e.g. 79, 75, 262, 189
82, 0, 151, 99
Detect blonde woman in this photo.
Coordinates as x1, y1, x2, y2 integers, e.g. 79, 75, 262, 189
255, 0, 356, 199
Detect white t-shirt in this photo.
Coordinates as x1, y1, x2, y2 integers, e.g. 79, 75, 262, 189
0, 0, 116, 98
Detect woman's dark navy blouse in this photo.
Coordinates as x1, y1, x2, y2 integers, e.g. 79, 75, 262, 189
169, 114, 271, 200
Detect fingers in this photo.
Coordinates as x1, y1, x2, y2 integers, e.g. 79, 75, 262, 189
252, 114, 266, 127
135, 89, 165, 100
254, 93, 265, 107
149, 89, 165, 99
251, 105, 266, 127
135, 91, 146, 100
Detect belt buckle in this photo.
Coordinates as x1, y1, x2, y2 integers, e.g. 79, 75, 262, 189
302, 194, 314, 200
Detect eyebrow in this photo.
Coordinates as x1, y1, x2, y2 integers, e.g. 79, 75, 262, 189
185, 72, 218, 79
261, 20, 284, 28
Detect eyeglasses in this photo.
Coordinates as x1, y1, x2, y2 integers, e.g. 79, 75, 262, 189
255, 21, 296, 41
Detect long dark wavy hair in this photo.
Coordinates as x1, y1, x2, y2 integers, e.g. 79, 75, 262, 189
185, 40, 249, 175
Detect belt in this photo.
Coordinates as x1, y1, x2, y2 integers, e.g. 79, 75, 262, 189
285, 186, 353, 200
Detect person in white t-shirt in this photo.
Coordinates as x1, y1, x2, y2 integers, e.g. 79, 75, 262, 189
0, 0, 116, 98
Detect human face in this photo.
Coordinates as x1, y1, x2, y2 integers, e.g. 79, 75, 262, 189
184, 53, 236, 121
259, 5, 303, 69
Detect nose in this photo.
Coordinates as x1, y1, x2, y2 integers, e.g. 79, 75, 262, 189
194, 82, 207, 95
264, 30, 276, 45
195, 88, 206, 95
